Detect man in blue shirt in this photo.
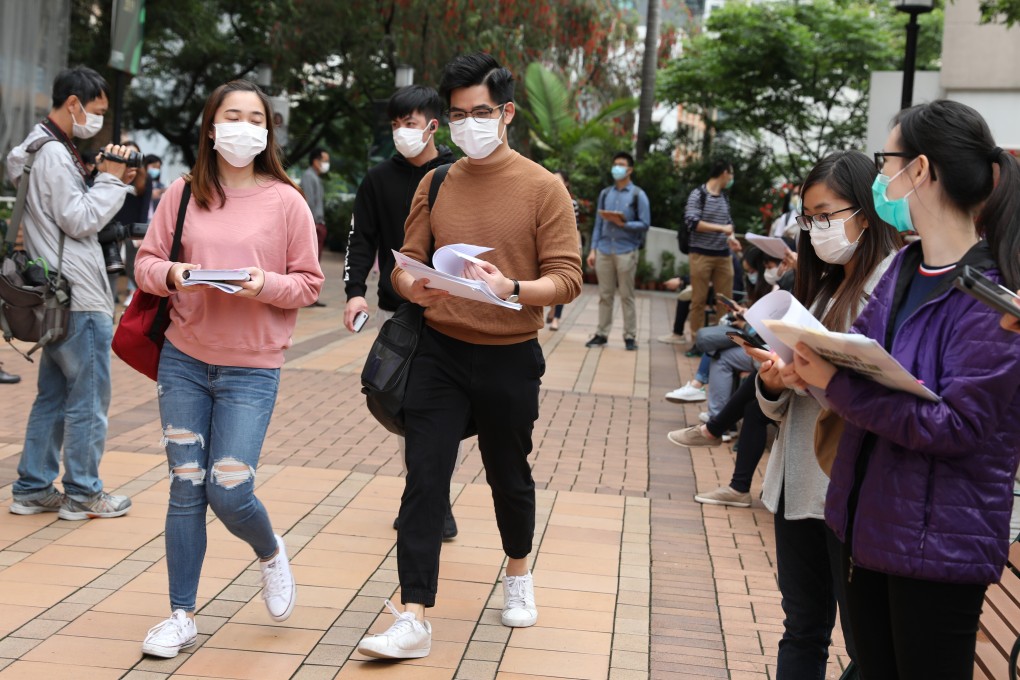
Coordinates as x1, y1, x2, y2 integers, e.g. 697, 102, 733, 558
585, 151, 651, 350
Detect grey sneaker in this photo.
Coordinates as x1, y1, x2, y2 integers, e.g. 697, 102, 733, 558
668, 426, 724, 447
10, 489, 64, 515
58, 491, 132, 520
694, 486, 752, 508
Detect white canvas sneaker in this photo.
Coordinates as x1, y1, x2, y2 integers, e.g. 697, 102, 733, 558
501, 571, 538, 627
357, 599, 432, 659
665, 382, 707, 403
141, 609, 197, 658
260, 535, 296, 622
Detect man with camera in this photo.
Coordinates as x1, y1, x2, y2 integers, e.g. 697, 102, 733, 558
4, 66, 134, 520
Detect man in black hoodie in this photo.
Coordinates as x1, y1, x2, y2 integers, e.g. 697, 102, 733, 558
344, 86, 456, 328
344, 84, 459, 537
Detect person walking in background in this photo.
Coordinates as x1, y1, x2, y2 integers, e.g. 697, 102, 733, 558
145, 154, 165, 215
343, 84, 459, 538
584, 151, 650, 351
356, 52, 581, 661
134, 79, 323, 659
685, 159, 741, 347
302, 146, 329, 306
116, 141, 155, 308
790, 101, 1020, 679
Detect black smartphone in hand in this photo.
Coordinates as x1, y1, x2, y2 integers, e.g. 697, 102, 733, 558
954, 265, 1020, 319
726, 329, 768, 351
716, 293, 740, 311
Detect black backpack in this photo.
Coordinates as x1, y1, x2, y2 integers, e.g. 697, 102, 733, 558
679, 185, 729, 255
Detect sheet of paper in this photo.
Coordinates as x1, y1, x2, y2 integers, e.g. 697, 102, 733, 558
745, 233, 791, 260
180, 280, 243, 294
183, 269, 251, 282
392, 248, 522, 311
762, 320, 940, 402
431, 244, 493, 278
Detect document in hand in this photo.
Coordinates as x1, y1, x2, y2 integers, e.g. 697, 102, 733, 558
745, 290, 939, 403
180, 269, 251, 294
745, 233, 791, 260
392, 244, 523, 311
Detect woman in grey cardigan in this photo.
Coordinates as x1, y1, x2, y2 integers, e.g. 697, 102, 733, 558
745, 151, 901, 679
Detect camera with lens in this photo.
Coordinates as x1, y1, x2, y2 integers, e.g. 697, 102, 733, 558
98, 149, 144, 168
97, 222, 148, 273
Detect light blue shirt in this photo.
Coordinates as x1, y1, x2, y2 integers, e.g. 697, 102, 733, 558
591, 182, 651, 255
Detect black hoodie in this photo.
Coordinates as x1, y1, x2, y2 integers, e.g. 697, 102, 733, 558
344, 146, 457, 311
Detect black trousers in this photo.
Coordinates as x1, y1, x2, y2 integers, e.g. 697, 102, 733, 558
673, 298, 691, 335
706, 375, 772, 494
398, 327, 544, 607
840, 540, 987, 680
774, 490, 858, 680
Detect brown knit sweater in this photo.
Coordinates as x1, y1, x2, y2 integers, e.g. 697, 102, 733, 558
392, 150, 582, 345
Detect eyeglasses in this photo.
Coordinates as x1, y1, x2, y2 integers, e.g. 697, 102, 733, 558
448, 103, 506, 125
796, 206, 859, 231
874, 151, 915, 174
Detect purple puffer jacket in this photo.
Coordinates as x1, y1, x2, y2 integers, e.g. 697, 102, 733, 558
825, 241, 1020, 585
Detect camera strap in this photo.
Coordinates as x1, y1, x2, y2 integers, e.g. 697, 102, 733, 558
40, 117, 88, 180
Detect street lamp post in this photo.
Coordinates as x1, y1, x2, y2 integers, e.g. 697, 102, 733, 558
893, 0, 935, 110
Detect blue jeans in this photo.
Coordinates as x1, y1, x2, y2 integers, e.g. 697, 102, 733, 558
157, 341, 280, 612
15, 311, 113, 501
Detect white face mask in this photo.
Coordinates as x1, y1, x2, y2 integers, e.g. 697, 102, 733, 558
393, 125, 433, 159
809, 209, 863, 265
763, 267, 780, 286
213, 121, 268, 168
319, 161, 330, 174
450, 110, 506, 159
72, 103, 104, 139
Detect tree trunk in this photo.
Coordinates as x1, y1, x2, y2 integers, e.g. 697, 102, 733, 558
636, 0, 661, 162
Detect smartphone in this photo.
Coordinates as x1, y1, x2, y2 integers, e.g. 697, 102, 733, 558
954, 265, 1020, 319
352, 311, 370, 333
716, 293, 740, 311
726, 329, 768, 351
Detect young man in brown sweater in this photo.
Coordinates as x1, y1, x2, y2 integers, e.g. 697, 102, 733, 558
356, 53, 582, 660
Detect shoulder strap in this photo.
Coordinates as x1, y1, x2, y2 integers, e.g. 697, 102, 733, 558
598, 188, 608, 212
428, 163, 452, 211
6, 140, 57, 250
148, 183, 191, 343
698, 185, 708, 211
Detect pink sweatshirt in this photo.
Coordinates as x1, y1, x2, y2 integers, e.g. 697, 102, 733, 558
135, 177, 324, 368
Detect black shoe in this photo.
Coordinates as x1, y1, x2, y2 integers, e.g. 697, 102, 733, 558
625, 338, 637, 351
306, 300, 327, 308
0, 366, 20, 384
443, 503, 458, 541
684, 347, 703, 357
392, 516, 399, 530
585, 334, 608, 348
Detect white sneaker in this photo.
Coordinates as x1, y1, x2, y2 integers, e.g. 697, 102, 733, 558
501, 571, 538, 627
260, 535, 296, 622
357, 599, 432, 659
665, 382, 707, 403
141, 609, 197, 658
698, 411, 711, 424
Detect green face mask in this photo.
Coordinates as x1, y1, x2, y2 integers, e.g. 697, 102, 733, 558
725, 178, 734, 190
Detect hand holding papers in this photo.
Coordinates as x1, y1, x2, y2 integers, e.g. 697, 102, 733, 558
393, 244, 523, 310
181, 269, 251, 294
744, 290, 939, 402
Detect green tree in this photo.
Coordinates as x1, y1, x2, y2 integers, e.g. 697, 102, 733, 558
658, 0, 941, 181
978, 0, 1020, 25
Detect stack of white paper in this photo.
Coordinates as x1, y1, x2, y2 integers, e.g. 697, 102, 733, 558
181, 269, 251, 294
392, 244, 523, 311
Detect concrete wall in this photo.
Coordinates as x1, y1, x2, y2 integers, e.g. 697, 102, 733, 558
644, 226, 685, 278
866, 71, 943, 155
941, 0, 1020, 91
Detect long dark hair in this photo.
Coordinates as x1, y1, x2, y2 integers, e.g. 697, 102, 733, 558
895, 100, 1020, 289
742, 245, 781, 303
795, 151, 902, 332
188, 80, 298, 210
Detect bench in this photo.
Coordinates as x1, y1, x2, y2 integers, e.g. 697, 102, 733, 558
976, 541, 1020, 679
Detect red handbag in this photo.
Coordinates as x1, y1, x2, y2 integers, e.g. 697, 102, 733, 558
112, 184, 190, 380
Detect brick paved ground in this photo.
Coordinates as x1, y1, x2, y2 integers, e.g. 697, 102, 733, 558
0, 252, 853, 679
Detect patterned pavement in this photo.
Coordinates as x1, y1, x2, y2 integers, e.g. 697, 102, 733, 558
0, 252, 852, 679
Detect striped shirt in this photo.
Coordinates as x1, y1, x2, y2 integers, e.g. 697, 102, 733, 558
685, 185, 732, 256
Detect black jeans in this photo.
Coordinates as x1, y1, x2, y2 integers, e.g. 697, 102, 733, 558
398, 327, 544, 607
673, 298, 690, 335
774, 490, 857, 680
840, 540, 987, 680
706, 375, 772, 494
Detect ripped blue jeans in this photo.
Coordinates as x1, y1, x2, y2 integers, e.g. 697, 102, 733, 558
157, 341, 280, 612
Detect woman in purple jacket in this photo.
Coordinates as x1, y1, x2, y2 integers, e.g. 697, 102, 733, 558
791, 100, 1020, 679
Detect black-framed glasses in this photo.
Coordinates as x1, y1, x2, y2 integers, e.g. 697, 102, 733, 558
448, 103, 506, 125
796, 206, 859, 231
874, 151, 915, 174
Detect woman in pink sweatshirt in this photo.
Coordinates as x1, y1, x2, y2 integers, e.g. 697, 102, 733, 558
134, 80, 323, 659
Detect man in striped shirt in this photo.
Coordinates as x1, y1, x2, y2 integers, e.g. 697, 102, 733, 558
685, 159, 740, 340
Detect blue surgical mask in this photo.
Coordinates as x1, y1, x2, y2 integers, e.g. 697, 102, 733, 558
147, 167, 160, 180
746, 272, 759, 285
611, 165, 628, 181
872, 159, 924, 234
725, 178, 735, 190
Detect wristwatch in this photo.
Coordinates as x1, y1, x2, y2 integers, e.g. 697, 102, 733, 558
505, 279, 520, 303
